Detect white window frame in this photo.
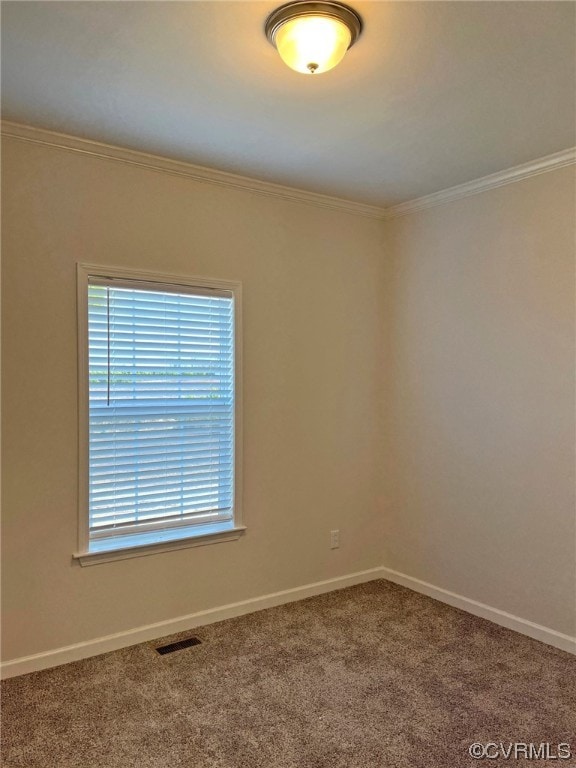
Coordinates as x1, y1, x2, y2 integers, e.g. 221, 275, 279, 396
74, 263, 244, 566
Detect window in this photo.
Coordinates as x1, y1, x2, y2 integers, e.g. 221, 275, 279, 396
76, 265, 243, 565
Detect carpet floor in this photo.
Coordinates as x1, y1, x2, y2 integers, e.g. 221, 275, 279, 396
1, 580, 574, 767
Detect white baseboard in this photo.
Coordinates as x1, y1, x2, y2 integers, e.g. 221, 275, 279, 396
0, 567, 385, 679
380, 566, 576, 655
3, 564, 573, 679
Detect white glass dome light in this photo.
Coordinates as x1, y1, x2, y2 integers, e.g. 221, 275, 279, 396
265, 2, 362, 75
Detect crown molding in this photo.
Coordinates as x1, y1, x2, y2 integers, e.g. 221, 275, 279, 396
2, 121, 574, 221
383, 147, 576, 219
0, 121, 384, 220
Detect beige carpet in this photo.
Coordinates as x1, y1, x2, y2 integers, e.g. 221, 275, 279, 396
1, 580, 574, 767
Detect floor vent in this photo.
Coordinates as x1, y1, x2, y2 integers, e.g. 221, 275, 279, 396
156, 636, 202, 655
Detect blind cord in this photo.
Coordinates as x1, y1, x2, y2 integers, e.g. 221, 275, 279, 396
106, 286, 111, 406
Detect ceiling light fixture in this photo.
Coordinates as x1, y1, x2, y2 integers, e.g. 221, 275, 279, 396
265, 1, 362, 75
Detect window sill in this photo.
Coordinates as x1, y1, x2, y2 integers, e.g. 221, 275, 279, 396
73, 522, 246, 566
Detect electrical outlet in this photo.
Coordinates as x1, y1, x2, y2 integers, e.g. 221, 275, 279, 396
330, 529, 340, 549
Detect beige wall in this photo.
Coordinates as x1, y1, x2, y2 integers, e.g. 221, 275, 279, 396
1, 138, 386, 661
382, 166, 575, 636
2, 136, 574, 665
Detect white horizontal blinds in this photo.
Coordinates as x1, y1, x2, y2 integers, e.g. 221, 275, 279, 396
88, 279, 235, 539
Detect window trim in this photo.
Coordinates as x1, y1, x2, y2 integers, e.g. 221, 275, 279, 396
74, 263, 244, 566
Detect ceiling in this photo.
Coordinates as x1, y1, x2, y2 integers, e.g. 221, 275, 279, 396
2, 1, 575, 207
